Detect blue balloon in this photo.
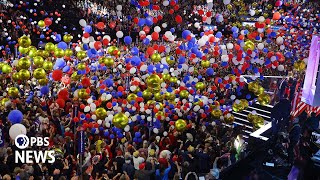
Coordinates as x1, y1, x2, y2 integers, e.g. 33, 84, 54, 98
40, 86, 50, 95
145, 16, 153, 26
131, 56, 141, 66
216, 32, 222, 38
178, 56, 186, 64
62, 65, 70, 72
55, 34, 62, 42
57, 42, 68, 50
143, 38, 150, 45
110, 134, 115, 139
8, 110, 23, 124
138, 18, 146, 27
124, 36, 132, 45
84, 25, 92, 33
182, 30, 191, 39
131, 47, 139, 55
206, 68, 214, 76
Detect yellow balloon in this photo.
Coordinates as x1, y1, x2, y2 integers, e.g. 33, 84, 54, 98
54, 48, 65, 58
38, 78, 48, 86
154, 92, 164, 102
112, 112, 129, 129
294, 60, 306, 72
148, 86, 161, 93
65, 49, 73, 57
78, 89, 88, 99
162, 73, 171, 81
18, 46, 29, 54
244, 40, 255, 51
248, 81, 259, 92
95, 107, 107, 120
28, 47, 37, 58
0, 98, 9, 106
253, 116, 264, 129
267, 4, 273, 10
255, 86, 265, 96
71, 72, 81, 81
179, 90, 189, 99
195, 82, 206, 91
127, 93, 138, 102
45, 42, 55, 52
247, 113, 256, 123
156, 102, 164, 110
232, 101, 244, 112
37, 50, 49, 58
146, 74, 161, 88
252, 2, 258, 7
77, 51, 87, 60
77, 63, 86, 70
63, 34, 73, 43
33, 56, 44, 67
224, 114, 235, 124
2, 64, 12, 74
166, 56, 175, 66
108, 46, 116, 54
211, 109, 222, 119
175, 119, 187, 132
240, 99, 249, 108
151, 53, 161, 63
18, 57, 31, 69
12, 72, 20, 81
33, 68, 46, 79
169, 76, 178, 84
18, 35, 32, 48
43, 61, 53, 71
19, 69, 31, 80
257, 93, 271, 106
38, 20, 45, 28
104, 57, 114, 67
8, 87, 19, 97
201, 60, 210, 68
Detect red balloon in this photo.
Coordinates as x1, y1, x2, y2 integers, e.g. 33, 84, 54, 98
143, 26, 150, 34
175, 15, 182, 24
83, 32, 90, 38
146, 47, 155, 55
151, 32, 159, 40
133, 17, 139, 24
158, 45, 165, 53
56, 99, 65, 108
81, 77, 91, 87
58, 89, 69, 100
94, 41, 102, 50
96, 22, 105, 30
52, 70, 63, 81
169, 9, 174, 14
198, 9, 204, 15
44, 18, 52, 26
109, 22, 116, 29
102, 38, 109, 45
153, 5, 160, 10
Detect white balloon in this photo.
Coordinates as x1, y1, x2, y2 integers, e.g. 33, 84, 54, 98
97, 120, 103, 125
194, 22, 200, 28
162, 23, 167, 28
9, 124, 27, 140
92, 115, 97, 120
116, 5, 122, 11
130, 67, 136, 74
230, 95, 236, 100
249, 9, 255, 16
103, 35, 111, 41
116, 31, 124, 38
153, 128, 159, 134
198, 39, 206, 47
79, 19, 87, 27
165, 31, 172, 38
154, 26, 161, 33
163, 131, 168, 136
258, 16, 265, 22
276, 37, 284, 45
84, 106, 90, 112
82, 37, 89, 44
278, 65, 284, 71
124, 125, 130, 132
223, 0, 231, 5
226, 43, 234, 49
163, 0, 169, 6
257, 43, 264, 50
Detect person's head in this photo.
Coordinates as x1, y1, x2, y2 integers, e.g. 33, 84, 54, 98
2, 174, 11, 180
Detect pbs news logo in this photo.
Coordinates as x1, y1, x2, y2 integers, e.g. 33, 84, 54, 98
15, 135, 55, 163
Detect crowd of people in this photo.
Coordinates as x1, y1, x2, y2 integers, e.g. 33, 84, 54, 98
0, 0, 319, 180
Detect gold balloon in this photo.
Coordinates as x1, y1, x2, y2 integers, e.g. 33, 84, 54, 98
255, 86, 265, 96
224, 114, 235, 124
63, 34, 73, 43
240, 99, 249, 108
45, 42, 55, 52
267, 4, 273, 10
210, 101, 220, 110
33, 56, 44, 67
162, 73, 171, 81
154, 92, 164, 102
257, 93, 271, 106
227, 4, 233, 10
38, 78, 48, 86
263, 12, 269, 18
0, 63, 4, 70
43, 61, 53, 71
2, 64, 12, 74
19, 69, 31, 80
253, 116, 264, 129
148, 86, 161, 93
28, 47, 37, 58
151, 53, 161, 63
146, 74, 161, 88
211, 109, 222, 119
155, 111, 165, 120
71, 72, 81, 81
77, 63, 86, 70
65, 49, 73, 57
18, 35, 32, 48
169, 77, 178, 84
195, 82, 206, 91
12, 73, 20, 81
77, 51, 87, 60
8, 87, 19, 97
166, 56, 175, 66
112, 112, 129, 129
33, 68, 46, 79
108, 46, 117, 54
142, 90, 152, 100
248, 81, 259, 92
38, 20, 45, 28
179, 90, 189, 99
54, 48, 65, 58
0, 98, 9, 106
147, 100, 156, 106
252, 2, 258, 7
127, 93, 138, 102
232, 101, 244, 112
104, 57, 114, 67
175, 119, 187, 132
201, 60, 210, 68
99, 57, 107, 64
18, 57, 31, 69
244, 40, 255, 51
78, 89, 88, 99
294, 60, 306, 72
247, 113, 256, 123
95, 107, 107, 120
18, 46, 29, 54
156, 102, 164, 110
